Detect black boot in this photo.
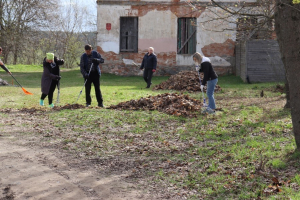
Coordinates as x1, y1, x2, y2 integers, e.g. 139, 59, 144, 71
98, 103, 104, 108
146, 82, 152, 88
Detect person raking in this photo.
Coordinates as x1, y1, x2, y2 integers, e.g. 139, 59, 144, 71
40, 53, 64, 108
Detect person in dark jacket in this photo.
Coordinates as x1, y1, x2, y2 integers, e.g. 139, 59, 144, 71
193, 52, 218, 114
80, 44, 104, 107
0, 47, 12, 75
40, 53, 64, 108
140, 47, 157, 88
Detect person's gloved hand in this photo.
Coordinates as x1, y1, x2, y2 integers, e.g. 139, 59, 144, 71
200, 85, 204, 92
59, 59, 64, 65
152, 69, 156, 72
84, 74, 89, 79
56, 76, 61, 81
92, 58, 104, 64
195, 66, 199, 71
100, 58, 105, 63
92, 58, 98, 62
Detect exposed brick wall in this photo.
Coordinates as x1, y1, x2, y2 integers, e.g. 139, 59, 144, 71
97, 45, 234, 77
98, 44, 232, 76
100, 63, 232, 77
201, 39, 235, 57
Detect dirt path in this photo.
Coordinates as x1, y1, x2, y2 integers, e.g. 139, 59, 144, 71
0, 135, 147, 200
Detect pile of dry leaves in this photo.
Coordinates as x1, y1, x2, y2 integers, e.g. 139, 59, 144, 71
53, 104, 86, 111
153, 71, 221, 92
108, 93, 202, 117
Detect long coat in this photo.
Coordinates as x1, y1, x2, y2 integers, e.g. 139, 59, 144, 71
41, 57, 64, 95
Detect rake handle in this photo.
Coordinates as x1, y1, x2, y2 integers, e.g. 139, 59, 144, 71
10, 73, 23, 88
197, 70, 207, 106
75, 63, 93, 103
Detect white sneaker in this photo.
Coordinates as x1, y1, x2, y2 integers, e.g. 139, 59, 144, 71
202, 107, 215, 114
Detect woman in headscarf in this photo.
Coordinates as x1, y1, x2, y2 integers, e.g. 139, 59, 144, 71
40, 53, 64, 108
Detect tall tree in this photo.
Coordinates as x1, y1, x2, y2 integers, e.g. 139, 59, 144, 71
45, 0, 97, 68
0, 0, 58, 64
275, 0, 300, 149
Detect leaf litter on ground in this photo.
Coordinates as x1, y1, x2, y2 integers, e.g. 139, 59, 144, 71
108, 93, 203, 117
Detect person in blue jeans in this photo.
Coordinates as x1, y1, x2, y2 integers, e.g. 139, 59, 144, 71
193, 52, 218, 114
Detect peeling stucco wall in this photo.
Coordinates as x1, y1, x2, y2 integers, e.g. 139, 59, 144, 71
96, 1, 254, 76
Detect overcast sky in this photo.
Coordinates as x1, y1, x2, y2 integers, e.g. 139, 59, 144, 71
60, 0, 97, 13
60, 0, 97, 31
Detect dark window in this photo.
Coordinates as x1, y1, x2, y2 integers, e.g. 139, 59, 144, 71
120, 17, 138, 52
177, 18, 196, 54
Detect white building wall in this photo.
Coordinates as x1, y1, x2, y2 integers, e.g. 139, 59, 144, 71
96, 0, 254, 75
97, 5, 138, 54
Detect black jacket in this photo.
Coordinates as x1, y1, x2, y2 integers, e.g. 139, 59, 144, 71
80, 50, 102, 77
199, 61, 218, 86
140, 53, 157, 70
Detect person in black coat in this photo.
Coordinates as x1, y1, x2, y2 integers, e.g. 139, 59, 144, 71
140, 47, 157, 88
80, 44, 104, 107
40, 53, 64, 108
193, 52, 218, 114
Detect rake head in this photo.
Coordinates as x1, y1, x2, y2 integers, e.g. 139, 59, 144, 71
22, 87, 33, 95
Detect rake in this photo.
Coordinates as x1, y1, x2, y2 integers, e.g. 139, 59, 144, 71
75, 63, 93, 103
196, 67, 207, 107
1, 64, 33, 95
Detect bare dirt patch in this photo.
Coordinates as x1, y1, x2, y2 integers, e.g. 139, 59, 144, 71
0, 111, 159, 200
0, 184, 15, 200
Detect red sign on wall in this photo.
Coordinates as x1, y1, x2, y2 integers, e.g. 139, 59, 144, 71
106, 23, 111, 31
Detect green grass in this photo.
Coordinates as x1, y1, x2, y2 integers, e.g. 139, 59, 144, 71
0, 66, 169, 108
0, 66, 298, 199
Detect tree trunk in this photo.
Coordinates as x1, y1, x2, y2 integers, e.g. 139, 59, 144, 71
284, 77, 290, 109
275, 0, 300, 149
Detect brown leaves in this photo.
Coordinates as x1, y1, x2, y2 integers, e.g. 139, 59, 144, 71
262, 177, 290, 196
108, 93, 202, 117
53, 104, 86, 111
153, 71, 221, 92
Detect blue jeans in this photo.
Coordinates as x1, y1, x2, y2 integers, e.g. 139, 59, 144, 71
206, 78, 218, 109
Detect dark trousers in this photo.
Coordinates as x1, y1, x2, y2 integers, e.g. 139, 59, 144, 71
41, 80, 57, 105
143, 69, 153, 87
85, 72, 103, 105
